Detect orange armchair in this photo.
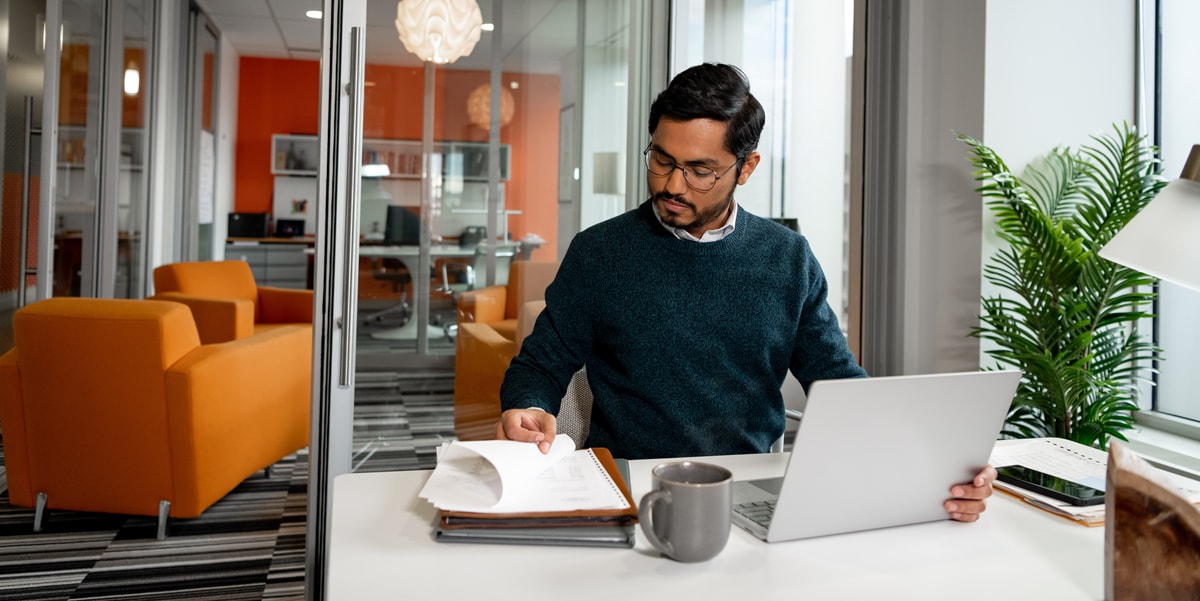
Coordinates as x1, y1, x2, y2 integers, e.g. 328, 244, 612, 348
455, 260, 557, 342
152, 260, 313, 344
453, 299, 547, 440
0, 297, 311, 538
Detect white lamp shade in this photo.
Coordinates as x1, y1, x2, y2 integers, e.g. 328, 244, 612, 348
1099, 177, 1200, 293
395, 0, 482, 65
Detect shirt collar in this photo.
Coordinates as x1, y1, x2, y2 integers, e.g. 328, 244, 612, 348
652, 201, 738, 243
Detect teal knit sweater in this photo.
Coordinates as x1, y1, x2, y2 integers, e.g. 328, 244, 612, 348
501, 200, 866, 459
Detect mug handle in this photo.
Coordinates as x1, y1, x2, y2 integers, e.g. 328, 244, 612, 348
639, 490, 674, 557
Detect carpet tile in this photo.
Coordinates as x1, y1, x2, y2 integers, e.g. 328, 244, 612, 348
0, 371, 456, 600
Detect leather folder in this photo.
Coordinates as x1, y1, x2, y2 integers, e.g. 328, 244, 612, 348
434, 448, 638, 532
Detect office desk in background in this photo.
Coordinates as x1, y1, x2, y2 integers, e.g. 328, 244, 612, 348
328, 449, 1104, 600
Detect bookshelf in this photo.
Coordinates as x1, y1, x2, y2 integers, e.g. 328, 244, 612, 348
271, 134, 511, 181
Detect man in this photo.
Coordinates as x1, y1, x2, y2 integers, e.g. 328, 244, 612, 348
496, 63, 996, 522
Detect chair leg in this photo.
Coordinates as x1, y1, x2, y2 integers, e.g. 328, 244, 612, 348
156, 500, 170, 541
33, 492, 48, 532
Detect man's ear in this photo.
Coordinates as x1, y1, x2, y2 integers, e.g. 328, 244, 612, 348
737, 151, 761, 185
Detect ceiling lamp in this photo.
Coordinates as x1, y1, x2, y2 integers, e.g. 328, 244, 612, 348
466, 83, 514, 129
395, 0, 483, 65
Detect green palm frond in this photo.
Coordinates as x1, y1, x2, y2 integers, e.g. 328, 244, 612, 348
958, 123, 1165, 450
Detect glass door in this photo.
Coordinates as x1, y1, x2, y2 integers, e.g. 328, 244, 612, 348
182, 12, 217, 262
309, 1, 636, 596
45, 0, 153, 300
0, 0, 49, 353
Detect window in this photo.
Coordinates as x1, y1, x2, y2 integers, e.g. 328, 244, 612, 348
1148, 0, 1200, 430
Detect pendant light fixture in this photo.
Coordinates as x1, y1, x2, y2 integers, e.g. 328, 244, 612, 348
395, 0, 483, 65
466, 83, 514, 129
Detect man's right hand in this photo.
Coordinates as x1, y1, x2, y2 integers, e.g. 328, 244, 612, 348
494, 408, 557, 454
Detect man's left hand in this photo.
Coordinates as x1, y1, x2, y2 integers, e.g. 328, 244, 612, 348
944, 465, 997, 522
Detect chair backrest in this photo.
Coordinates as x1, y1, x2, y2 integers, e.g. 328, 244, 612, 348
515, 300, 546, 354
504, 260, 558, 319
154, 260, 259, 303
1, 298, 201, 509
558, 368, 592, 449
513, 299, 591, 448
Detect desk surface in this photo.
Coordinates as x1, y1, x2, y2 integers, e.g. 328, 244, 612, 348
328, 450, 1104, 600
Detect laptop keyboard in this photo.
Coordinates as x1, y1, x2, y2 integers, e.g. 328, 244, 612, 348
733, 500, 776, 528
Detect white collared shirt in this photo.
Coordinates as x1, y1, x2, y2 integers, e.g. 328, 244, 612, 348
652, 200, 738, 242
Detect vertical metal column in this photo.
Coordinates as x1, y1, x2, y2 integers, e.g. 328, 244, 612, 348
19, 97, 35, 307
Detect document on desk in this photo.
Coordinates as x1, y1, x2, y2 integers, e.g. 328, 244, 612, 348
990, 437, 1200, 526
418, 436, 631, 514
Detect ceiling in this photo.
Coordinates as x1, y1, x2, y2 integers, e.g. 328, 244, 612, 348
194, 0, 581, 73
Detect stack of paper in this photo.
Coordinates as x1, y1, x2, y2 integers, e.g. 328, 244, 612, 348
419, 436, 638, 547
990, 437, 1200, 526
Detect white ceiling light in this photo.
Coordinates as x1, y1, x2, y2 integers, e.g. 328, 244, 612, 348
306, 10, 322, 19
123, 61, 139, 96
395, 0, 483, 65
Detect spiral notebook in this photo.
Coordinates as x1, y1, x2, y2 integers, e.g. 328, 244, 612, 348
433, 450, 636, 548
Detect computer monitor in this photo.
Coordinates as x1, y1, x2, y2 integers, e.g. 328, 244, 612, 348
383, 205, 421, 245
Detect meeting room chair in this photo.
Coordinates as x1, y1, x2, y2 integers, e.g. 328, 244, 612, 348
362, 205, 422, 326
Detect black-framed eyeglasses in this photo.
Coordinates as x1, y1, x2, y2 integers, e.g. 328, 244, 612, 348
643, 146, 742, 192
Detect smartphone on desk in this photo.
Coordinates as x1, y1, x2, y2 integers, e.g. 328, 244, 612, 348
996, 464, 1105, 506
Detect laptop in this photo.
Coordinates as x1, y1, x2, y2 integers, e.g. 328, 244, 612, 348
732, 370, 1021, 542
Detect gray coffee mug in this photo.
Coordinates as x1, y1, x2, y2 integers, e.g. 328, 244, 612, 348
639, 461, 733, 562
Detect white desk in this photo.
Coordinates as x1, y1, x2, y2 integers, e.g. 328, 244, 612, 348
328, 451, 1104, 600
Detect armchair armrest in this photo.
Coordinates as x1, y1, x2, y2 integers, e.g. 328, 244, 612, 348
163, 325, 312, 516
453, 322, 517, 440
258, 286, 314, 323
151, 292, 254, 344
458, 285, 507, 324
0, 350, 33, 506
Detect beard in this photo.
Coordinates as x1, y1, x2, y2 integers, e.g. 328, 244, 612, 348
654, 190, 735, 234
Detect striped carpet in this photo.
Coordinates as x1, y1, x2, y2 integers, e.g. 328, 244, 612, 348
0, 370, 456, 600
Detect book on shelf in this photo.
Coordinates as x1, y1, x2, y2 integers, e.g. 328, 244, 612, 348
989, 437, 1200, 527
419, 436, 637, 547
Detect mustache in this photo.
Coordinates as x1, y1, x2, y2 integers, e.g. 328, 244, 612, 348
654, 192, 693, 209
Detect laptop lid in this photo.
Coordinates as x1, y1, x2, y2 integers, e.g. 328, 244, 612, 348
752, 370, 1020, 542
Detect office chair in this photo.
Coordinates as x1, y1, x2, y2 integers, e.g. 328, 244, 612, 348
363, 206, 421, 326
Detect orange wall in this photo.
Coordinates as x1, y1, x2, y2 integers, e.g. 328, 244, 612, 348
235, 57, 561, 258
235, 58, 322, 215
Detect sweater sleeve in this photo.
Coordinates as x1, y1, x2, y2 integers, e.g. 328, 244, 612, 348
499, 236, 595, 415
788, 243, 868, 388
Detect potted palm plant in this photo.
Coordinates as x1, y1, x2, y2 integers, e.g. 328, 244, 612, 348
959, 123, 1165, 449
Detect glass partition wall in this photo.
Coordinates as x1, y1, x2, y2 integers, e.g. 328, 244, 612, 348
0, 0, 155, 353
53, 0, 153, 299
345, 0, 633, 473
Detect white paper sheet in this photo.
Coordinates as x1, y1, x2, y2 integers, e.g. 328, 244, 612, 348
418, 436, 631, 514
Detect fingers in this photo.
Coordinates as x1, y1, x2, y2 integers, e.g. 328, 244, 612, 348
494, 409, 557, 454
945, 465, 997, 522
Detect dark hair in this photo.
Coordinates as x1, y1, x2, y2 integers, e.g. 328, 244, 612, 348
647, 63, 765, 159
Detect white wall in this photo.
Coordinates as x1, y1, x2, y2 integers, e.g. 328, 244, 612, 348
883, 0, 1135, 375
976, 0, 1136, 368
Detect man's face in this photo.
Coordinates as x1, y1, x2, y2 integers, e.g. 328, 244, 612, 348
647, 117, 760, 238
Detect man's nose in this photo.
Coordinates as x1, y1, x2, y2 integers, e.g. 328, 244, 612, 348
664, 165, 689, 195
